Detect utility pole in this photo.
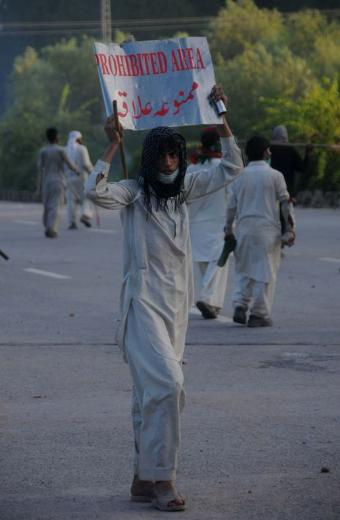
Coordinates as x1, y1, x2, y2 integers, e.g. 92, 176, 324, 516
100, 0, 128, 179
101, 0, 112, 42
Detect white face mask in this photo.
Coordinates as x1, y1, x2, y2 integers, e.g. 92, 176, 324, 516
158, 169, 179, 184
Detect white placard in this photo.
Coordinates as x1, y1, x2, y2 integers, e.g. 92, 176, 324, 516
93, 37, 221, 130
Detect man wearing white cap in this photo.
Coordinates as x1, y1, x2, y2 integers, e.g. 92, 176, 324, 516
65, 130, 94, 229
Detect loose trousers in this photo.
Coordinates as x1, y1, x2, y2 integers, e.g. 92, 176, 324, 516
232, 273, 275, 318
42, 180, 64, 233
124, 301, 185, 481
67, 176, 93, 225
193, 259, 229, 309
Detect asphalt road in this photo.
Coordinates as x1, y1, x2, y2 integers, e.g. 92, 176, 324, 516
1, 202, 340, 520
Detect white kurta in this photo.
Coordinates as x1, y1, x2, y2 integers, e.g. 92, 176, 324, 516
187, 158, 230, 308
66, 144, 94, 223
37, 144, 77, 232
227, 161, 289, 283
85, 136, 243, 480
226, 160, 289, 317
187, 158, 227, 261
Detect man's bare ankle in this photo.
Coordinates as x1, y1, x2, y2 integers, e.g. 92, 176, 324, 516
130, 475, 155, 502
155, 481, 174, 491
131, 475, 154, 488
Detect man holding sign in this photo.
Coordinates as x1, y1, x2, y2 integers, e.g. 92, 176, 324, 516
85, 83, 242, 511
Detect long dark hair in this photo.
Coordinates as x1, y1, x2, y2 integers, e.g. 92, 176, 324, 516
138, 127, 187, 216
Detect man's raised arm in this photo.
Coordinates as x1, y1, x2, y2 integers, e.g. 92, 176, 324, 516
85, 116, 135, 210
185, 85, 244, 202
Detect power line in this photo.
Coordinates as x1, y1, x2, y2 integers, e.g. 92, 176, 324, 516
0, 22, 212, 37
0, 17, 212, 36
0, 16, 214, 28
0, 10, 339, 37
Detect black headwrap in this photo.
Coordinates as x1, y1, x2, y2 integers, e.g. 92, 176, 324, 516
138, 126, 187, 215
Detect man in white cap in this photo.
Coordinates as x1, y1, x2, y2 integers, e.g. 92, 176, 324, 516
65, 130, 94, 229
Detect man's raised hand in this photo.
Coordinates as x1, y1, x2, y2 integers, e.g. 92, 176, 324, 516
104, 116, 123, 144
210, 84, 228, 110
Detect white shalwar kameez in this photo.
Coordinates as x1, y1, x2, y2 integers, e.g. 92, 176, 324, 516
85, 137, 242, 481
37, 144, 78, 233
65, 133, 94, 225
187, 158, 230, 309
226, 160, 290, 318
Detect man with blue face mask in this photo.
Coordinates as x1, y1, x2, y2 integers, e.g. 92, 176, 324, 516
85, 85, 243, 512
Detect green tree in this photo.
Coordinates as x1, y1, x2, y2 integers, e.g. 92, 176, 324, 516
1, 0, 339, 192
209, 0, 339, 189
283, 9, 327, 59
312, 25, 340, 80
261, 79, 339, 147
259, 79, 340, 188
0, 37, 106, 191
215, 44, 315, 138
210, 0, 283, 63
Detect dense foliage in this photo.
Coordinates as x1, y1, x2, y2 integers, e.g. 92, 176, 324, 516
210, 0, 340, 188
0, 38, 105, 190
0, 0, 339, 191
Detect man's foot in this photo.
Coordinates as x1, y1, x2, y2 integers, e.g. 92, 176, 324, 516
80, 215, 92, 228
247, 314, 273, 327
68, 222, 78, 230
45, 229, 58, 238
196, 301, 218, 319
281, 231, 295, 248
233, 305, 247, 325
152, 481, 186, 512
130, 475, 155, 503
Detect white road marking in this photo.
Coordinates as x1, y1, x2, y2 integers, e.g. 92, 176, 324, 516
283, 352, 309, 359
89, 228, 117, 234
13, 220, 117, 234
318, 257, 340, 263
23, 268, 71, 280
13, 220, 38, 226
